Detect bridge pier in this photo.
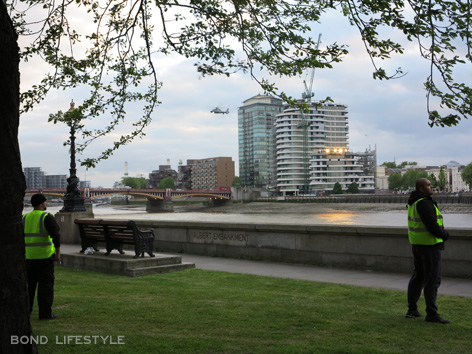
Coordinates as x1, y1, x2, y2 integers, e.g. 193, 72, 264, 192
208, 198, 232, 207
146, 199, 174, 213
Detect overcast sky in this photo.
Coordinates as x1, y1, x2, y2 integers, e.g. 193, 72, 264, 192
18, 7, 472, 188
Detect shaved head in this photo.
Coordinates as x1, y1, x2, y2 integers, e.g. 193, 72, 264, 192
415, 178, 429, 190
416, 178, 433, 196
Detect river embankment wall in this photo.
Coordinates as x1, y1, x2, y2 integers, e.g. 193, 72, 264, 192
134, 220, 472, 279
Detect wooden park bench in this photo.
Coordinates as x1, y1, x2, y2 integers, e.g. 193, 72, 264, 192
74, 219, 155, 258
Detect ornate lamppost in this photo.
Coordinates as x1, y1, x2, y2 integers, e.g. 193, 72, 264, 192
61, 100, 86, 212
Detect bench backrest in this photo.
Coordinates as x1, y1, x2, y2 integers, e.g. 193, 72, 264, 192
75, 219, 137, 241
75, 219, 106, 241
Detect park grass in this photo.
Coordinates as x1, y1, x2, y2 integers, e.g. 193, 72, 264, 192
30, 267, 471, 354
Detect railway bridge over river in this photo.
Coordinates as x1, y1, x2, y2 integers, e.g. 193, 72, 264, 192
25, 188, 232, 212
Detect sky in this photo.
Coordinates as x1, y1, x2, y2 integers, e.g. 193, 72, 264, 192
17, 6, 472, 188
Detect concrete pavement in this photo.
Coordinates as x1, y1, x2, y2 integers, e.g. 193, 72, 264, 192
61, 244, 472, 298
177, 253, 472, 298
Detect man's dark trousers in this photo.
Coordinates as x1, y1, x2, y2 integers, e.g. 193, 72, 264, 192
27, 258, 55, 318
407, 245, 442, 316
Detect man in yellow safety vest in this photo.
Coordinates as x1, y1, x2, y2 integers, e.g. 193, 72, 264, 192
406, 178, 450, 324
23, 193, 61, 320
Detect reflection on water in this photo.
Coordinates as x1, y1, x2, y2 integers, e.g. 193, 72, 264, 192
36, 205, 472, 228
315, 212, 358, 225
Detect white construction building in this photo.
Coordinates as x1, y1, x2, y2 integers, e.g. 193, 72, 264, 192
275, 101, 374, 195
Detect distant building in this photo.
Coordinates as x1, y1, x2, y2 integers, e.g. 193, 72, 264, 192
349, 149, 377, 191
381, 161, 470, 193
79, 180, 91, 189
238, 94, 283, 189
148, 164, 178, 188
24, 167, 87, 190
375, 166, 389, 190
24, 167, 45, 189
44, 175, 68, 188
309, 149, 376, 194
177, 159, 197, 190
113, 180, 125, 188
427, 162, 470, 192
191, 157, 235, 190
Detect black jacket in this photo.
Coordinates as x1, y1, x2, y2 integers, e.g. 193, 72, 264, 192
44, 213, 61, 249
407, 190, 449, 247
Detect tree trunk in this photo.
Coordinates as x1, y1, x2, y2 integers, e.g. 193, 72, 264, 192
0, 3, 37, 353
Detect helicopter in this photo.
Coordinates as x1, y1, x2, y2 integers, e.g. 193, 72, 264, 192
210, 107, 229, 114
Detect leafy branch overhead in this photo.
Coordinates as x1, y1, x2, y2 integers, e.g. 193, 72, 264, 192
9, 0, 472, 166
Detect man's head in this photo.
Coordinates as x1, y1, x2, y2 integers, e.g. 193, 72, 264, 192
415, 178, 433, 197
31, 194, 47, 210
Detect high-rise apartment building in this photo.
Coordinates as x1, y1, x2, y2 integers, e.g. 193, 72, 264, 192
44, 175, 68, 188
238, 95, 375, 195
238, 94, 283, 189
24, 167, 45, 189
191, 157, 235, 190
275, 101, 374, 195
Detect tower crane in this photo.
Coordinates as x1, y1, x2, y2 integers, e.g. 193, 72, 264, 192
299, 33, 322, 195
302, 33, 322, 103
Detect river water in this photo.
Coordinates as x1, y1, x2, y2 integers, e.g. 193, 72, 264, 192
38, 204, 472, 229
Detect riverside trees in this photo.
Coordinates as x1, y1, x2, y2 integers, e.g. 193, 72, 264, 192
2, 1, 472, 352
462, 162, 472, 190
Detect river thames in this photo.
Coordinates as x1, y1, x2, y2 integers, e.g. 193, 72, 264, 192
40, 202, 472, 228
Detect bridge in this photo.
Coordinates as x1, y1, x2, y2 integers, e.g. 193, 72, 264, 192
25, 188, 232, 212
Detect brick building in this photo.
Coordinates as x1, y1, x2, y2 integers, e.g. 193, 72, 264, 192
148, 164, 178, 188
190, 157, 235, 190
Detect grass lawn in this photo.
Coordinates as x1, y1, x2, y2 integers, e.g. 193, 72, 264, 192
30, 267, 471, 354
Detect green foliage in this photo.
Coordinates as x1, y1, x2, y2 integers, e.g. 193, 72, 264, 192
346, 182, 359, 194
383, 161, 418, 169
462, 162, 472, 189
429, 173, 439, 188
332, 182, 343, 194
158, 177, 175, 189
13, 1, 160, 168
398, 161, 418, 168
382, 162, 397, 168
389, 170, 429, 191
8, 0, 472, 167
122, 177, 147, 189
388, 172, 403, 190
438, 166, 448, 191
232, 176, 242, 187
401, 170, 429, 190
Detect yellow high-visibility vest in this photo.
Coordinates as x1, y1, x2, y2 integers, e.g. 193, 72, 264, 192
23, 210, 55, 259
407, 198, 443, 245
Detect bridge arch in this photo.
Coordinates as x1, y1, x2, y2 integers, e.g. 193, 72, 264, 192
24, 191, 65, 198
172, 193, 231, 200
24, 188, 231, 208
89, 192, 164, 200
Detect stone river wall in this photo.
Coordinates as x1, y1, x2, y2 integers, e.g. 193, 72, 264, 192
134, 220, 472, 279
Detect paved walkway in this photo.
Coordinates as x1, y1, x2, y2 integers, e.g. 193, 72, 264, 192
61, 244, 472, 298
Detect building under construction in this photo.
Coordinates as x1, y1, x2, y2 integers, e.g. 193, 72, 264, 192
274, 101, 375, 195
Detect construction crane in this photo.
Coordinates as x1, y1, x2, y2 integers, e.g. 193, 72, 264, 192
302, 33, 322, 103
299, 33, 322, 195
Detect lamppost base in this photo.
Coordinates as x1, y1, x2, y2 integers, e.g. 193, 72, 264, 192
61, 196, 87, 212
